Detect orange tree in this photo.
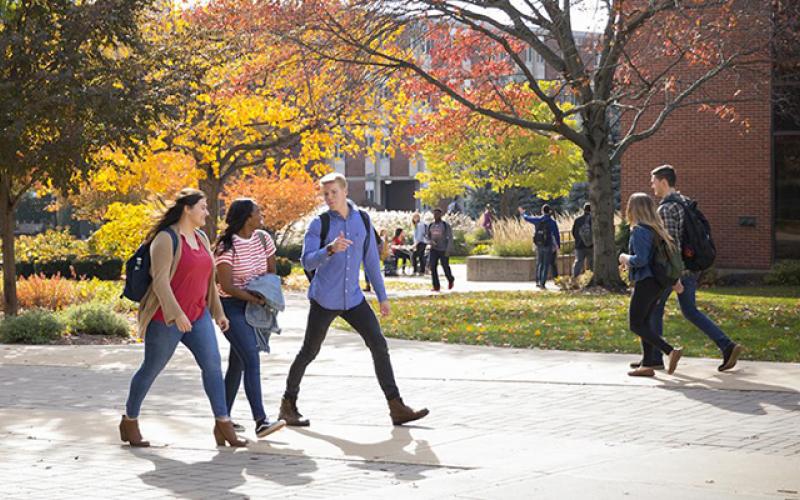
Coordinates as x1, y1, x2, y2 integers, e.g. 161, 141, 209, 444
286, 0, 783, 288
221, 173, 319, 235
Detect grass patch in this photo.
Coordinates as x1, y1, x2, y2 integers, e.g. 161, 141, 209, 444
337, 287, 800, 362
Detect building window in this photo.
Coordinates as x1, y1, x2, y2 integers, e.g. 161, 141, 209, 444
365, 181, 376, 203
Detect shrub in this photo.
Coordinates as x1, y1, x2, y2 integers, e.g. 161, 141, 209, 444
615, 220, 631, 255
15, 261, 35, 278
491, 218, 535, 257
276, 243, 303, 261
450, 230, 471, 257
0, 309, 65, 344
74, 278, 136, 314
465, 227, 491, 247
471, 243, 492, 255
63, 303, 131, 337
72, 257, 123, 280
34, 259, 74, 278
10, 229, 89, 264
16, 274, 78, 311
765, 260, 800, 286
275, 257, 293, 278
560, 240, 575, 255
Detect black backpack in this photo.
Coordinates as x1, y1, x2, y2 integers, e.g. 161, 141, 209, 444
304, 210, 377, 282
668, 198, 716, 272
642, 225, 684, 288
121, 228, 179, 302
533, 219, 553, 247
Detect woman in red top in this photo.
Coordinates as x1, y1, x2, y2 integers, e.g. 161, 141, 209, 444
215, 199, 285, 439
391, 228, 410, 274
121, 189, 246, 448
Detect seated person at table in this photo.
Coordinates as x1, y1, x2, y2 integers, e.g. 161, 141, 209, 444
391, 228, 410, 274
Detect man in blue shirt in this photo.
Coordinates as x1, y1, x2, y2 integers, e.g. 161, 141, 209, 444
518, 204, 561, 288
278, 173, 429, 427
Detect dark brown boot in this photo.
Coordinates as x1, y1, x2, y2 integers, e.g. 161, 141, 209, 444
388, 398, 429, 426
119, 415, 150, 447
278, 397, 310, 427
214, 420, 247, 447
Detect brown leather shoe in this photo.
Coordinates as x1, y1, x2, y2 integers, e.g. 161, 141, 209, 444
667, 347, 683, 375
627, 367, 656, 377
278, 397, 310, 427
119, 415, 150, 447
388, 397, 429, 425
214, 419, 247, 447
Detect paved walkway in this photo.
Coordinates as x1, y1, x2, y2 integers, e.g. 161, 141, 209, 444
1, 293, 799, 499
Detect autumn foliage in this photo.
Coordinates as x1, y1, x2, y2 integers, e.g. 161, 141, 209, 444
222, 174, 320, 233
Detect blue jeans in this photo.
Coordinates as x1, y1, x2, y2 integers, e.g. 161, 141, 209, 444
126, 309, 228, 418
536, 245, 553, 286
644, 273, 734, 365
222, 298, 267, 422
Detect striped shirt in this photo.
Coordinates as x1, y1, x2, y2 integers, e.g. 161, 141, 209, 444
215, 230, 276, 297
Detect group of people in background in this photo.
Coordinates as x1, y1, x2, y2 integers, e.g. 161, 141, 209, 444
118, 164, 742, 449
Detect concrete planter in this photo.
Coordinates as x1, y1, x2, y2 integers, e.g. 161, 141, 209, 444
466, 255, 536, 281
466, 254, 576, 282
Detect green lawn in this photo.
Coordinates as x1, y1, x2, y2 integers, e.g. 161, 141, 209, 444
337, 287, 800, 362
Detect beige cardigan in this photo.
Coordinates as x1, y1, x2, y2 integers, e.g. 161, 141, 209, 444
136, 224, 225, 337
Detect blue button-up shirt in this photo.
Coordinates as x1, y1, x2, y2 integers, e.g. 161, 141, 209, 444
302, 201, 387, 310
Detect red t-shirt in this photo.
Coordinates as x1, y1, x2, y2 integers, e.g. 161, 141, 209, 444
153, 233, 213, 323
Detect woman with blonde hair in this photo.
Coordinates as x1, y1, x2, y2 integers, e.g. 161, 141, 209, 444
120, 188, 247, 448
619, 193, 683, 377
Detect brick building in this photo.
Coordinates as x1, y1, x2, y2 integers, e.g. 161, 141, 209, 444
621, 7, 799, 271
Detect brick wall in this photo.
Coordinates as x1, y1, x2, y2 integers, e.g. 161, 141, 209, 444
621, 74, 773, 270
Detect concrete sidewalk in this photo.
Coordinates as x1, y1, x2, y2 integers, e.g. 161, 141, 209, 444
1, 295, 798, 499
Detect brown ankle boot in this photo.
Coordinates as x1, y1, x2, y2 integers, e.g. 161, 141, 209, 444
278, 397, 310, 427
214, 420, 247, 447
119, 415, 150, 447
388, 398, 429, 426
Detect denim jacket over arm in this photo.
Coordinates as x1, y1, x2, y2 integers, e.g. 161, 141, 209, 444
628, 224, 655, 282
302, 200, 387, 310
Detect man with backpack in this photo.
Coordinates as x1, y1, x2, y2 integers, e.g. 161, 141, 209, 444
425, 208, 455, 292
644, 165, 743, 372
279, 173, 429, 427
571, 203, 593, 277
519, 204, 560, 289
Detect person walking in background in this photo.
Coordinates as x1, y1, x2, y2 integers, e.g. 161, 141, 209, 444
279, 173, 428, 427
646, 164, 743, 372
519, 204, 560, 289
425, 208, 455, 292
571, 203, 594, 277
121, 188, 246, 448
619, 193, 683, 377
411, 212, 427, 276
215, 198, 286, 439
447, 195, 463, 214
481, 205, 494, 237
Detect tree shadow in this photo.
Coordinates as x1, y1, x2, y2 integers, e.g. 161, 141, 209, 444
294, 425, 442, 481
657, 371, 800, 415
132, 444, 317, 498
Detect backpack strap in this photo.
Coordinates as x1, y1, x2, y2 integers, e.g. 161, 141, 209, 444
256, 231, 268, 252
164, 227, 179, 255
358, 209, 373, 258
318, 212, 331, 249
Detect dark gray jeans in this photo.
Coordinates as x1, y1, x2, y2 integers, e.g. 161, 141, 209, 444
573, 247, 594, 277
284, 299, 400, 401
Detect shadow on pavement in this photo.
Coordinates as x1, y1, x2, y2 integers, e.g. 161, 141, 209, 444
132, 445, 317, 498
294, 426, 442, 481
658, 371, 800, 415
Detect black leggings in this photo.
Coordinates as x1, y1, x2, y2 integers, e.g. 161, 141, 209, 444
629, 278, 673, 356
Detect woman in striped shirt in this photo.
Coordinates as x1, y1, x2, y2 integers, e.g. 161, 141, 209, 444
215, 199, 285, 438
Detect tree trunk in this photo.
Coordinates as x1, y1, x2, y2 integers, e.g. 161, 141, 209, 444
0, 180, 19, 316
199, 175, 222, 242
585, 147, 624, 289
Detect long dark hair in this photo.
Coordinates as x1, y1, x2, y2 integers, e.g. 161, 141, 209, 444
146, 188, 206, 243
215, 198, 257, 255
